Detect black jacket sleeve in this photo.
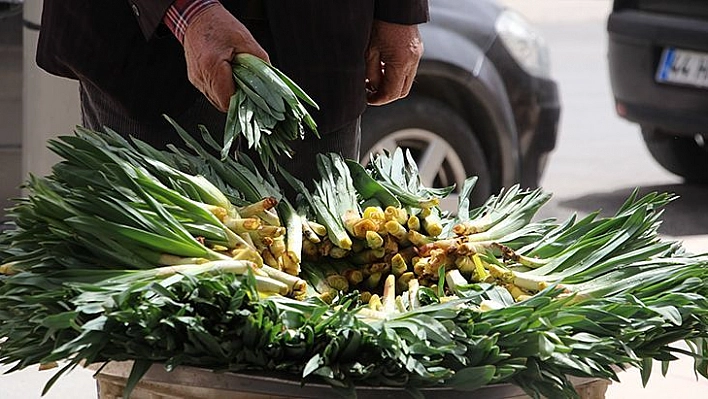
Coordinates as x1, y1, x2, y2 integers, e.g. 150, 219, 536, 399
128, 0, 430, 39
128, 0, 174, 39
374, 0, 430, 25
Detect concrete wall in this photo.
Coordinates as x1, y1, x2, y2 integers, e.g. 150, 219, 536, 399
0, 12, 22, 221
0, 3, 81, 223
22, 1, 81, 181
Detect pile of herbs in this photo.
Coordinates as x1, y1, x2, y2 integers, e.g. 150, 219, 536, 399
1, 125, 708, 399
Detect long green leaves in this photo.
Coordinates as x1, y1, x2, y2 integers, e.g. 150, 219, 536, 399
3, 122, 708, 399
223, 53, 319, 169
368, 148, 455, 209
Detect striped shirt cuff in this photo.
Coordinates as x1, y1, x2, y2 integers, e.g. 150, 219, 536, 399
164, 0, 220, 44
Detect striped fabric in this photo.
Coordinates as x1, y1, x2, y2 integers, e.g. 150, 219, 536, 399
163, 0, 220, 43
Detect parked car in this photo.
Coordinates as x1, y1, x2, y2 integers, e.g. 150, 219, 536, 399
607, 0, 708, 182
361, 0, 561, 209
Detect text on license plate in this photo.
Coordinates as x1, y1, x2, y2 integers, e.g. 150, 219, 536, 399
656, 47, 708, 89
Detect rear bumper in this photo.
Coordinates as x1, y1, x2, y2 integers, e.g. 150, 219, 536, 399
607, 10, 708, 134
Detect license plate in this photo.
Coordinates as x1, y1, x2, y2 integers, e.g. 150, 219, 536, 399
656, 47, 708, 89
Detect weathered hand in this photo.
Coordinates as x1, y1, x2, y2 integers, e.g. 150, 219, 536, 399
365, 20, 424, 106
183, 4, 269, 112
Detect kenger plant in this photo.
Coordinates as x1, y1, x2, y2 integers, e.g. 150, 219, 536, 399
1, 55, 708, 399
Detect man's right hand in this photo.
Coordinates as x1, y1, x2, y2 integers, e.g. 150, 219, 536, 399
183, 4, 269, 112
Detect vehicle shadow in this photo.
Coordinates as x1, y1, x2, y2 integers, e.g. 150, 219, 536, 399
550, 184, 708, 237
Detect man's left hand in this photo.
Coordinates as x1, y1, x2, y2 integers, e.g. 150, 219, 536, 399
365, 20, 424, 106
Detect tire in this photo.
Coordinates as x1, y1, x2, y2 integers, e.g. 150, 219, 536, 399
361, 95, 492, 211
641, 127, 708, 183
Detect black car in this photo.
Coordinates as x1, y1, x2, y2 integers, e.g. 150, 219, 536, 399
361, 0, 561, 209
608, 0, 708, 182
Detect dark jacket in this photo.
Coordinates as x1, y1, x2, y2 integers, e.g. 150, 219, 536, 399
36, 0, 429, 133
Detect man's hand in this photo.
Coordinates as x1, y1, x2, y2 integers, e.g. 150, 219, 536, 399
183, 4, 269, 112
365, 20, 424, 106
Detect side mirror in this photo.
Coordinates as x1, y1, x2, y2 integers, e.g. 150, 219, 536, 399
0, 0, 22, 20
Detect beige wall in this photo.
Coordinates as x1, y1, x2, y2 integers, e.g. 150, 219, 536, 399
0, 11, 22, 219
0, 2, 81, 221
22, 0, 81, 179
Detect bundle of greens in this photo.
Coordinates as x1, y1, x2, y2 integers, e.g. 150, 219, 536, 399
224, 53, 319, 169
1, 125, 708, 399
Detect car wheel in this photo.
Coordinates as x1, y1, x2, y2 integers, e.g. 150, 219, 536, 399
641, 127, 708, 183
361, 95, 492, 211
